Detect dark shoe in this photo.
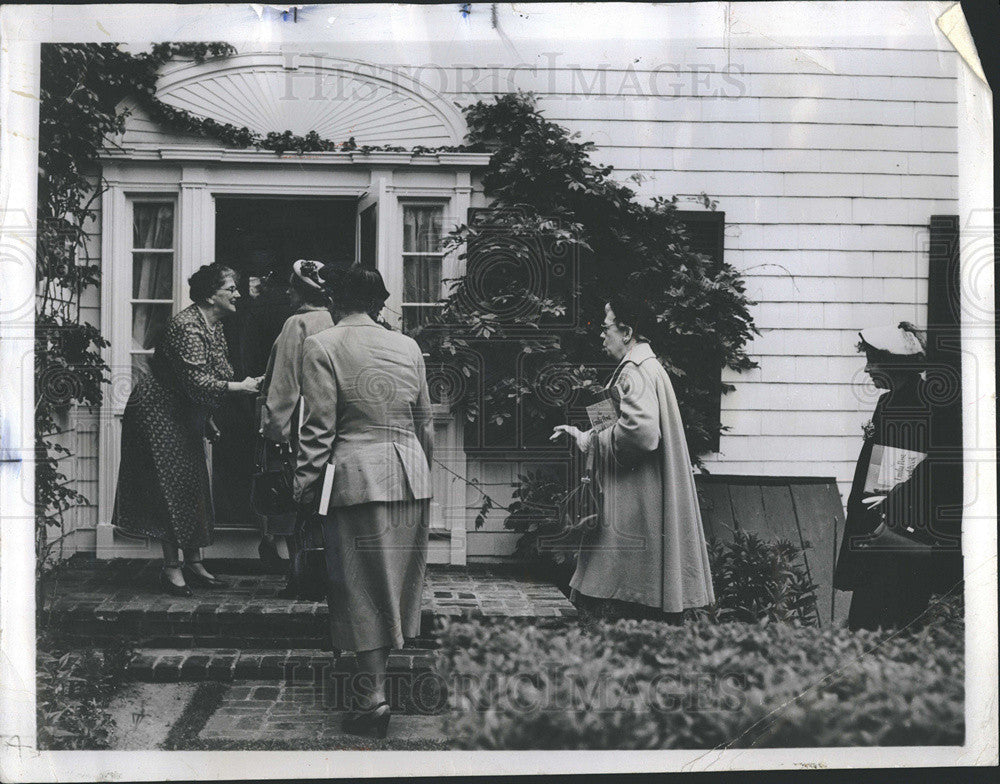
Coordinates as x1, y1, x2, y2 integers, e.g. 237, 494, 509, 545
343, 701, 390, 739
159, 569, 192, 598
258, 538, 288, 572
182, 562, 230, 589
274, 576, 299, 599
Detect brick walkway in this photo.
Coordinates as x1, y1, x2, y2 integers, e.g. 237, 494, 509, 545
199, 681, 450, 747
42, 557, 576, 748
46, 558, 574, 626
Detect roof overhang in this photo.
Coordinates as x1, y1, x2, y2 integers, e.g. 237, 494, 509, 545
99, 146, 493, 168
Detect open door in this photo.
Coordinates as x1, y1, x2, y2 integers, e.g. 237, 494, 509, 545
355, 176, 403, 328
356, 183, 380, 269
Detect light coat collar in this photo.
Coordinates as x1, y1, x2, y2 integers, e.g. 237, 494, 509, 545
608, 341, 656, 388
617, 341, 656, 370
334, 312, 380, 328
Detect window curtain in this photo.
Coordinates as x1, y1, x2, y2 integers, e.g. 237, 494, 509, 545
132, 204, 173, 300
403, 206, 443, 304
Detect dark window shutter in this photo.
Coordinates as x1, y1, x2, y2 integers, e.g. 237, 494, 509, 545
926, 215, 963, 577
674, 210, 725, 269
675, 210, 726, 453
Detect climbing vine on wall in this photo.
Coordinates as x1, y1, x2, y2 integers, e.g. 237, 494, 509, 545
35, 43, 243, 583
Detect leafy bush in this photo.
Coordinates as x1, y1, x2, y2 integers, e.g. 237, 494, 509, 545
36, 638, 133, 749
437, 597, 964, 749
421, 93, 757, 459
704, 529, 819, 626
501, 481, 820, 627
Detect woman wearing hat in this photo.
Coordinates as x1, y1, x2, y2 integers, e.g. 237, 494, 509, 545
256, 260, 336, 594
294, 265, 433, 738
834, 321, 960, 630
551, 289, 714, 621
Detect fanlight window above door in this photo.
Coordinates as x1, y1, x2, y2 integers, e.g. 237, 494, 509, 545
152, 54, 464, 148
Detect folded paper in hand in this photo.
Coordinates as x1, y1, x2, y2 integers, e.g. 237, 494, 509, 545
585, 390, 617, 432
863, 444, 926, 495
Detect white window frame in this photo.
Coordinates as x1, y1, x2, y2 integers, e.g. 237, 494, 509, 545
398, 198, 450, 331
127, 197, 180, 377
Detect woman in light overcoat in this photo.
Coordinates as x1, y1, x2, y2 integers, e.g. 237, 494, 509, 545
256, 260, 335, 594
552, 291, 714, 620
293, 265, 433, 738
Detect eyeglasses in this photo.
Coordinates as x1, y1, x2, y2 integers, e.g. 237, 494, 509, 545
220, 286, 238, 294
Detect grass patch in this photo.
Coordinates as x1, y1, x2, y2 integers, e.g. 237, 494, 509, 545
183, 737, 450, 751
36, 635, 135, 750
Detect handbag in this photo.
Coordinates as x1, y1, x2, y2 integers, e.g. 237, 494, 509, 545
290, 508, 329, 602
250, 439, 296, 517
555, 442, 603, 548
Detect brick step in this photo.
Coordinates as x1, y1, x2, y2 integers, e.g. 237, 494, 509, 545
46, 599, 449, 649
125, 648, 448, 714
43, 558, 576, 649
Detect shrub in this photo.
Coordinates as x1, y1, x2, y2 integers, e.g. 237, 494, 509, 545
501, 489, 821, 628
36, 637, 133, 749
703, 528, 820, 626
437, 597, 964, 749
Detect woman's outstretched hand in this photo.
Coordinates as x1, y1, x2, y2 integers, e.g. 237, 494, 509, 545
551, 424, 593, 453
229, 376, 261, 394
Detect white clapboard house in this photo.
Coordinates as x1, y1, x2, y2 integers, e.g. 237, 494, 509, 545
59, 4, 964, 565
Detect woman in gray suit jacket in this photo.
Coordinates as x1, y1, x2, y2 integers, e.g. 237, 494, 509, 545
293, 266, 433, 738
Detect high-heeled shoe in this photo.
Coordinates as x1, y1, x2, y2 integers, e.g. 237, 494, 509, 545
342, 700, 390, 739
182, 560, 230, 589
159, 563, 193, 597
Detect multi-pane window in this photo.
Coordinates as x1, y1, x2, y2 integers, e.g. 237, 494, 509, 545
401, 204, 445, 332
130, 201, 175, 378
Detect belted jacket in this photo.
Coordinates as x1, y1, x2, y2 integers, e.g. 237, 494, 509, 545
293, 312, 434, 508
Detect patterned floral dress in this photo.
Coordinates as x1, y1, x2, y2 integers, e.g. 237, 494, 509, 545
112, 304, 234, 548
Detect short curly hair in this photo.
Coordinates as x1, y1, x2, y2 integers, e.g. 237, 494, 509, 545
189, 263, 238, 303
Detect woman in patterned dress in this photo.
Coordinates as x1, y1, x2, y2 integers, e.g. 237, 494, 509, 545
112, 263, 261, 596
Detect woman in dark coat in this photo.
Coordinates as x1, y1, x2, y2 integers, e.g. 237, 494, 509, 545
113, 263, 261, 595
833, 322, 962, 630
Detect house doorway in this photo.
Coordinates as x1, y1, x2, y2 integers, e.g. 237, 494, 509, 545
212, 196, 356, 528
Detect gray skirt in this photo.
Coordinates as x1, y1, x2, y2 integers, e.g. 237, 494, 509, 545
320, 498, 430, 652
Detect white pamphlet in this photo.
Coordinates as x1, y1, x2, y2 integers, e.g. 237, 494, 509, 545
317, 462, 336, 516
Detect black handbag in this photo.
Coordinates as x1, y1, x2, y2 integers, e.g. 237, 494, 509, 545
250, 439, 296, 517
290, 509, 329, 602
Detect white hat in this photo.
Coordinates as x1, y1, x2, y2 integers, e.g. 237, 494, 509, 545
290, 259, 325, 291
858, 322, 926, 356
